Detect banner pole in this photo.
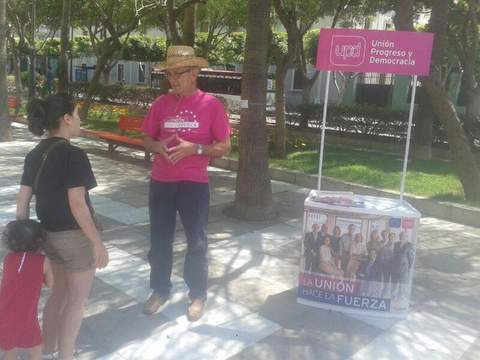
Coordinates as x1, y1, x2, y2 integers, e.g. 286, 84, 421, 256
318, 70, 331, 191
400, 74, 418, 201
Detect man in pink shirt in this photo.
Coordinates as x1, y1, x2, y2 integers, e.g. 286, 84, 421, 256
141, 46, 231, 321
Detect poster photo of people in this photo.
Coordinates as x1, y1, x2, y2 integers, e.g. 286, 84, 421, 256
298, 191, 420, 317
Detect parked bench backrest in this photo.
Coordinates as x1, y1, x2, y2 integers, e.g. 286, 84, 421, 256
118, 115, 144, 133
8, 96, 17, 109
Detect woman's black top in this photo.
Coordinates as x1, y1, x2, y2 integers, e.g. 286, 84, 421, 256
21, 137, 97, 232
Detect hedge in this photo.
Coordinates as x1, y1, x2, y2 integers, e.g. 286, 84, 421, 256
290, 103, 447, 142
69, 82, 164, 113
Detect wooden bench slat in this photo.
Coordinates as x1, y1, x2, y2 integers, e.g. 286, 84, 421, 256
82, 114, 150, 161
99, 134, 143, 147
119, 115, 143, 133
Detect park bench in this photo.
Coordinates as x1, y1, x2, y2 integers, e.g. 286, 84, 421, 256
8, 96, 18, 117
82, 115, 151, 161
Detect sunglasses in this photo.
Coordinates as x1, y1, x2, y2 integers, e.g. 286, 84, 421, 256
165, 68, 192, 79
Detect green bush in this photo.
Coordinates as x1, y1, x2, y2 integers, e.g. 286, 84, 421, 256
120, 36, 166, 61
304, 29, 320, 67
329, 105, 408, 137
32, 32, 247, 68
72, 36, 94, 58
20, 71, 30, 88
37, 38, 61, 57
70, 82, 165, 113
195, 32, 246, 66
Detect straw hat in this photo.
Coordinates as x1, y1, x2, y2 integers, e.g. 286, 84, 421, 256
155, 45, 208, 71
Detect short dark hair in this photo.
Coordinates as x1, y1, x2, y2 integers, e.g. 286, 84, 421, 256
2, 220, 47, 252
26, 93, 76, 136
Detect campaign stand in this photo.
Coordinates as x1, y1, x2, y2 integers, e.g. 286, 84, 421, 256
298, 29, 434, 318
298, 191, 420, 317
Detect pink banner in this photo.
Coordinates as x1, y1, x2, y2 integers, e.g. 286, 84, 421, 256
316, 28, 434, 75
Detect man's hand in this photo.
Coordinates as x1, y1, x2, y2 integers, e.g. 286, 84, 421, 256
167, 133, 197, 164
152, 134, 176, 162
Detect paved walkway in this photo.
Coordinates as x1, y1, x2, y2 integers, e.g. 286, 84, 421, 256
1, 123, 479, 360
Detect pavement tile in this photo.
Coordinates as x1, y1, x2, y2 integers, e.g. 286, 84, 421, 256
95, 214, 129, 231
414, 293, 480, 334
282, 307, 383, 358
215, 223, 301, 260
84, 303, 171, 359
106, 310, 278, 360
206, 219, 262, 242
461, 336, 480, 360
242, 289, 311, 328
101, 225, 150, 244
207, 271, 291, 313
93, 246, 281, 360
209, 241, 298, 289
351, 310, 479, 360
209, 190, 236, 207
229, 328, 343, 360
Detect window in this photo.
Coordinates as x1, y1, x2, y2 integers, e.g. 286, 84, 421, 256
117, 64, 125, 82
356, 73, 394, 107
293, 69, 305, 90
74, 64, 88, 81
138, 63, 146, 83
357, 72, 394, 85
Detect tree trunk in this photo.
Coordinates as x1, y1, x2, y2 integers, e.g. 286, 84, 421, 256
334, 72, 347, 106
7, 33, 22, 115
395, 0, 480, 201
301, 71, 319, 105
101, 66, 111, 86
28, 0, 37, 100
412, 89, 433, 160
463, 75, 479, 133
274, 63, 287, 158
461, 0, 479, 134
465, 87, 480, 134
225, 0, 275, 220
183, 4, 196, 46
79, 49, 113, 120
166, 0, 182, 45
0, 0, 11, 141
58, 0, 70, 93
393, 0, 414, 31
13, 55, 22, 115
394, 0, 434, 160
422, 77, 480, 201
421, 0, 480, 201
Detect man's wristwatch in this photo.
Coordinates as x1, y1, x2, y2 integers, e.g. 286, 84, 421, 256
196, 144, 204, 155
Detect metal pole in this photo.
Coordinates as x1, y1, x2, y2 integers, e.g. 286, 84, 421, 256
317, 70, 331, 191
400, 74, 418, 201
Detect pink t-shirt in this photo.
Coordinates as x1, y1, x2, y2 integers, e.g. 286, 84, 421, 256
142, 90, 231, 183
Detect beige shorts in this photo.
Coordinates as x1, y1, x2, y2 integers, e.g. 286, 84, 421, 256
44, 229, 95, 272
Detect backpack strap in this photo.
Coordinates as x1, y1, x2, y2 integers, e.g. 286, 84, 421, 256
33, 139, 68, 194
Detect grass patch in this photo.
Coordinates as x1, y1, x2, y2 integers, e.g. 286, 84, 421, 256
83, 106, 121, 132
269, 146, 468, 204
82, 119, 119, 132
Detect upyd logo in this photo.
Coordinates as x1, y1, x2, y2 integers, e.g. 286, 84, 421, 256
330, 35, 366, 67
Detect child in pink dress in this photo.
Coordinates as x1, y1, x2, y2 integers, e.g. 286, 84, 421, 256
0, 220, 53, 360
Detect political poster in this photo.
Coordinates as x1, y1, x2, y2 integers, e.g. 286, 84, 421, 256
298, 191, 421, 317
316, 28, 434, 75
